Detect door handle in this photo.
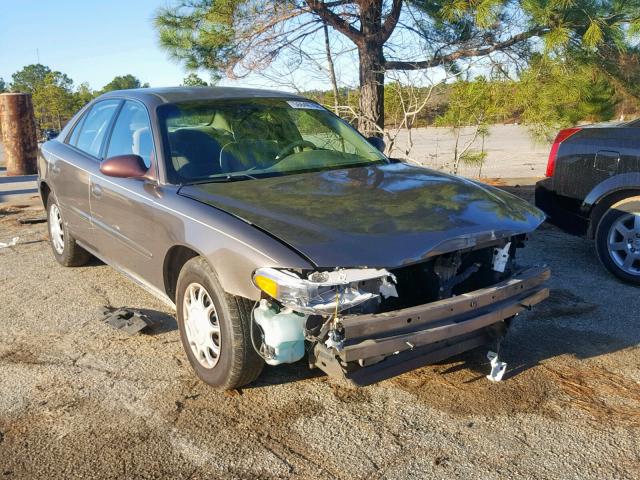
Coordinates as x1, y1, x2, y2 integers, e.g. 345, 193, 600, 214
91, 184, 103, 198
51, 164, 61, 174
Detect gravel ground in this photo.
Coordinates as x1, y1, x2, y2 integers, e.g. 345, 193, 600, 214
0, 189, 639, 479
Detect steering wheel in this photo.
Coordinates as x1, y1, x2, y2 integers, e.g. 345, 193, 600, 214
275, 140, 317, 161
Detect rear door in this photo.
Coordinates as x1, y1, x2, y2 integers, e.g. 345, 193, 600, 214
52, 99, 121, 243
89, 100, 162, 285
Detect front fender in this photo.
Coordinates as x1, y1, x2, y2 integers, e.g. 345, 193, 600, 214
160, 193, 315, 300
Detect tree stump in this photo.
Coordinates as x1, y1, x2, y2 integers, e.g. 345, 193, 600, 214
0, 93, 38, 176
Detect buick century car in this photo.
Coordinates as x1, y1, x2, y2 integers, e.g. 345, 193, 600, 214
38, 87, 549, 389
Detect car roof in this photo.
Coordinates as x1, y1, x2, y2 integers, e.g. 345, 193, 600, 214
98, 86, 306, 104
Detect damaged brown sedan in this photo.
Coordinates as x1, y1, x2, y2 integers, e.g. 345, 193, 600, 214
38, 87, 549, 389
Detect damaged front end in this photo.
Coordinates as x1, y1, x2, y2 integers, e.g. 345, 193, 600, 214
250, 234, 550, 386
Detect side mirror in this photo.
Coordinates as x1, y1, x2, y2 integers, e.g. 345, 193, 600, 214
367, 136, 386, 153
100, 154, 149, 179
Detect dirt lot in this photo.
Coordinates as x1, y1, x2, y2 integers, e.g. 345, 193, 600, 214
387, 125, 551, 178
1, 188, 639, 480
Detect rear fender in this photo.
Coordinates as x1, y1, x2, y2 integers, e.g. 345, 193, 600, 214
582, 173, 640, 237
582, 172, 640, 212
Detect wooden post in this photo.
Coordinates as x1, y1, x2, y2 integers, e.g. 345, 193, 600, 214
0, 93, 38, 176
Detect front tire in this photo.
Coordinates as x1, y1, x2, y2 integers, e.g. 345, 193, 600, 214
47, 195, 91, 267
176, 257, 264, 389
595, 197, 640, 285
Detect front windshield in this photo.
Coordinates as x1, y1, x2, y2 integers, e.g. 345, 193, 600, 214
158, 98, 387, 183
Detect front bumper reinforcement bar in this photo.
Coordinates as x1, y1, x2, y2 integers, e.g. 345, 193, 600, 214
309, 266, 550, 386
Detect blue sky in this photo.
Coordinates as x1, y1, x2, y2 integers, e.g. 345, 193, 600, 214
0, 0, 280, 91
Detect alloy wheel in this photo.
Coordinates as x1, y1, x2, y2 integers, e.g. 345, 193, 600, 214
607, 212, 640, 276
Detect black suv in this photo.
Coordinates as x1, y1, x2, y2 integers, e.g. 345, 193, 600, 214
535, 124, 640, 284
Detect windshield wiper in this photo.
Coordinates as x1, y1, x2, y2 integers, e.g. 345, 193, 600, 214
184, 173, 258, 185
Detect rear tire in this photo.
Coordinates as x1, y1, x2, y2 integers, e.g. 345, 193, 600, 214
47, 195, 91, 267
176, 256, 264, 389
595, 196, 640, 285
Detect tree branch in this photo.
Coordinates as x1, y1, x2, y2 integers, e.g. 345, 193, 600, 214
385, 28, 546, 70
305, 0, 362, 43
377, 0, 402, 43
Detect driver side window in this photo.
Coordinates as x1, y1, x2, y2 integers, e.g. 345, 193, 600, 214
106, 101, 154, 168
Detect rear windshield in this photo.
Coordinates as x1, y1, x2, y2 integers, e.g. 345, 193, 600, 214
157, 98, 386, 184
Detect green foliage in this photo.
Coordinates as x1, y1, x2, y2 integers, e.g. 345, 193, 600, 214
31, 72, 76, 131
7, 64, 100, 132
519, 0, 640, 51
436, 78, 506, 173
153, 0, 640, 135
101, 74, 149, 93
182, 73, 210, 86
436, 77, 508, 128
10, 64, 57, 93
74, 82, 97, 109
153, 0, 640, 78
9, 65, 79, 131
0, 77, 6, 93
459, 150, 487, 167
514, 56, 619, 140
155, 0, 242, 76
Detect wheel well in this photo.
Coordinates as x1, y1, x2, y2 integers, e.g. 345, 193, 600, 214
588, 188, 640, 238
39, 181, 51, 208
163, 246, 200, 303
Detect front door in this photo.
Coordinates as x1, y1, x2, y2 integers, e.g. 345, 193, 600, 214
89, 100, 161, 286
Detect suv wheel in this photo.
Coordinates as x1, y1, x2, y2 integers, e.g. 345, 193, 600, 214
595, 196, 640, 285
47, 195, 91, 267
176, 257, 264, 389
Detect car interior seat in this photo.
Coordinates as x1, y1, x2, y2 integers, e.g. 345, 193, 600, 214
132, 126, 153, 168
169, 128, 224, 179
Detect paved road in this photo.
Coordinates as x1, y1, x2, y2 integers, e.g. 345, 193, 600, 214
0, 188, 638, 479
0, 173, 39, 205
0, 143, 40, 205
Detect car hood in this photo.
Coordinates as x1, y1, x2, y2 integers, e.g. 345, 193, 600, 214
178, 162, 545, 268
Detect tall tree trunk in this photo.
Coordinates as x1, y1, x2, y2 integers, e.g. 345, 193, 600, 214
358, 43, 385, 137
357, 0, 385, 137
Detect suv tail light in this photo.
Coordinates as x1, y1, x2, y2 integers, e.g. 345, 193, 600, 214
546, 127, 581, 177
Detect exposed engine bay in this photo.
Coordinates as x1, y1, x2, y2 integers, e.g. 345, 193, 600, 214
250, 234, 549, 385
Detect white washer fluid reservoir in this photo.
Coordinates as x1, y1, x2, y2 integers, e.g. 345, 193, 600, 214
253, 299, 307, 365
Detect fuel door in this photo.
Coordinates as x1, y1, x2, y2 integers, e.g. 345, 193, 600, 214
594, 150, 620, 176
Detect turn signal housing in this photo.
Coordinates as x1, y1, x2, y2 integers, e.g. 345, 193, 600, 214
253, 274, 279, 298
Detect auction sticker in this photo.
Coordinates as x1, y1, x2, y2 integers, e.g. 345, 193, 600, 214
287, 100, 325, 110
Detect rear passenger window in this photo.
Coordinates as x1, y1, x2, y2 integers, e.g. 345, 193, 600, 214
106, 101, 154, 168
73, 100, 120, 158
68, 111, 86, 146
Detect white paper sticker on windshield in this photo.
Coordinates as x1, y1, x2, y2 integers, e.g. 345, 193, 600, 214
287, 100, 324, 110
